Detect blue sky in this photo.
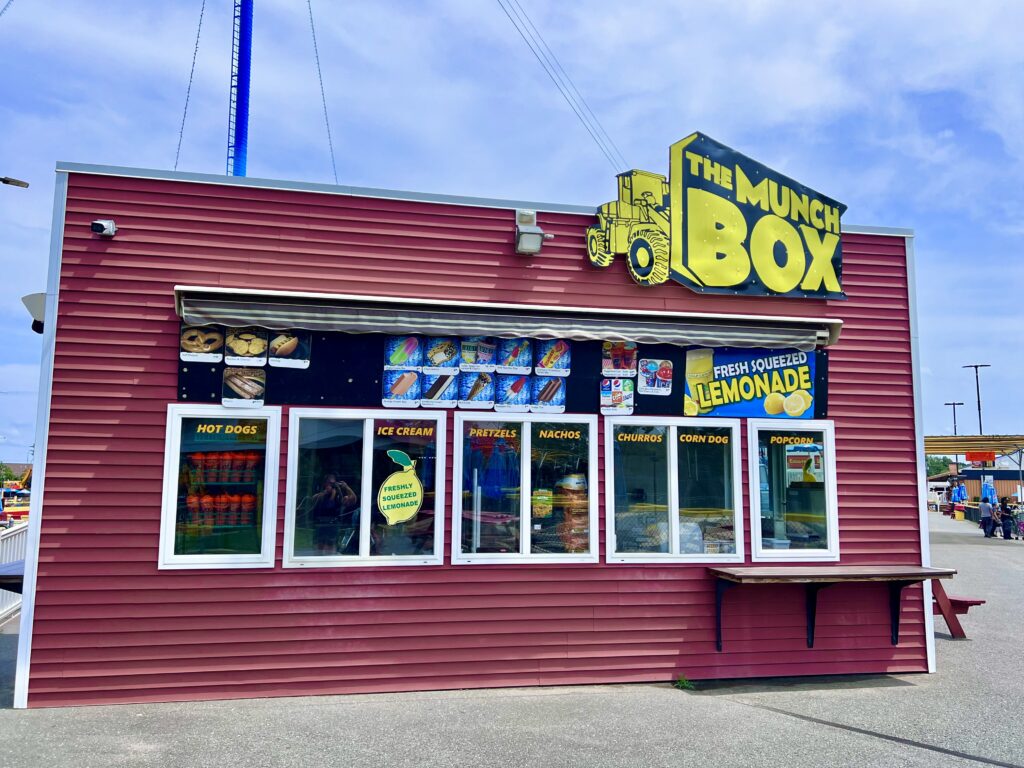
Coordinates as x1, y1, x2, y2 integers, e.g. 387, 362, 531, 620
0, 0, 1022, 462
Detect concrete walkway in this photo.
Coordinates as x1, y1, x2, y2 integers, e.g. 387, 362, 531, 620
1, 512, 1021, 768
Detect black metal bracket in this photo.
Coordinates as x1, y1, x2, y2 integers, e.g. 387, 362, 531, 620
888, 581, 913, 645
805, 583, 833, 648
715, 578, 737, 651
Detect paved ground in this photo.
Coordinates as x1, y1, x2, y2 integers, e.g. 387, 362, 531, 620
0, 511, 1021, 768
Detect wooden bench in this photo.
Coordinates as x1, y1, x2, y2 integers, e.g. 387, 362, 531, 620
708, 565, 957, 651
930, 579, 983, 639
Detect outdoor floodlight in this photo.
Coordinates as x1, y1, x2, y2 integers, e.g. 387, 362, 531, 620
1, 177, 30, 188
21, 292, 45, 335
515, 209, 554, 255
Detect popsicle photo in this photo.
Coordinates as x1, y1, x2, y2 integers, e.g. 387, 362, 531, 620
530, 374, 565, 413
496, 338, 532, 373
382, 370, 421, 407
384, 336, 422, 370
535, 339, 571, 376
495, 374, 530, 412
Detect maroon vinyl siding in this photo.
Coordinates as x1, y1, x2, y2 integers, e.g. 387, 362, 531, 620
26, 172, 925, 706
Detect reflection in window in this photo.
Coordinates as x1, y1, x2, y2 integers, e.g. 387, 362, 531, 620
612, 425, 669, 553
372, 420, 438, 556
293, 419, 363, 557
461, 422, 522, 554
175, 417, 268, 556
677, 426, 735, 554
530, 423, 590, 554
757, 429, 828, 551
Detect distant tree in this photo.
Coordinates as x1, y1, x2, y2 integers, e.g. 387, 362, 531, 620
0, 463, 14, 483
926, 455, 955, 477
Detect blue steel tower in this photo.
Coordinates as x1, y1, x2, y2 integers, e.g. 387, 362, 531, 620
226, 0, 253, 176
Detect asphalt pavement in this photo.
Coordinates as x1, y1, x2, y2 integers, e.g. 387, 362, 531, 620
0, 511, 1021, 768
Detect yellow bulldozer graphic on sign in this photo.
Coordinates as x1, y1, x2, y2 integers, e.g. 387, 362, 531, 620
586, 169, 672, 287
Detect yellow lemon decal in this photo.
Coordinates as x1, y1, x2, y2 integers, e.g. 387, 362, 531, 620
797, 390, 813, 409
783, 392, 807, 417
764, 392, 785, 415
683, 395, 699, 416
377, 450, 423, 525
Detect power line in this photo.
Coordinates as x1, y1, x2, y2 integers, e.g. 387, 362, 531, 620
494, 0, 625, 172
175, 0, 207, 171
505, 0, 628, 170
307, 0, 338, 184
0, 1, 15, 20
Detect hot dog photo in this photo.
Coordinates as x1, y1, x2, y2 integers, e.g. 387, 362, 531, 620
268, 330, 312, 369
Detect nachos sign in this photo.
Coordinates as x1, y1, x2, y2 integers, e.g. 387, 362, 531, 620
587, 132, 847, 299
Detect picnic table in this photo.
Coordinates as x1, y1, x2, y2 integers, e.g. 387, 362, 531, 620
708, 565, 957, 651
0, 559, 25, 594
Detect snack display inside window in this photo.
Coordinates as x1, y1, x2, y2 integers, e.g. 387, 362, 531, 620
457, 415, 596, 561
677, 426, 736, 554
611, 425, 670, 553
174, 416, 269, 556
756, 428, 829, 551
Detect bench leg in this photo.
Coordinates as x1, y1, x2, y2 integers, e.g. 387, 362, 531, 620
931, 579, 967, 639
715, 579, 737, 652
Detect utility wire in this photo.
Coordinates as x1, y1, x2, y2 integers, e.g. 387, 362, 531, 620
494, 0, 624, 172
506, 0, 628, 170
307, 0, 338, 184
0, 1, 15, 19
175, 0, 207, 171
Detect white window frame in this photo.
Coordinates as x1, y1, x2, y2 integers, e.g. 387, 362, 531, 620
452, 412, 599, 565
283, 408, 446, 568
604, 415, 744, 564
158, 403, 282, 570
747, 418, 840, 562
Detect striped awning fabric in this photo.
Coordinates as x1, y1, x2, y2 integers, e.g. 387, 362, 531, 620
177, 289, 838, 351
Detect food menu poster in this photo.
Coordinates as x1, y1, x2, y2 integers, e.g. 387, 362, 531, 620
179, 333, 827, 418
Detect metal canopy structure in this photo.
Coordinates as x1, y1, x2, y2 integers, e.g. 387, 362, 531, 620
924, 435, 1024, 457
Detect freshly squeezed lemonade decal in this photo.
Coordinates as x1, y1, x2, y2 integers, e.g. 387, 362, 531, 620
683, 347, 817, 419
587, 132, 847, 299
377, 450, 423, 525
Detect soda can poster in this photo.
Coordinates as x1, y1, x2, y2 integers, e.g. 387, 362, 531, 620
682, 347, 819, 419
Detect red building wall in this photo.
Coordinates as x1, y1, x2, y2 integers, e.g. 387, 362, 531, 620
25, 170, 925, 706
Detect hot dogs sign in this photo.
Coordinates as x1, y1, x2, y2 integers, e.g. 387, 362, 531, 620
587, 132, 847, 299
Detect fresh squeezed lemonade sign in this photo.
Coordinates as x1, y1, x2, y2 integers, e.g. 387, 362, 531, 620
683, 348, 816, 419
587, 132, 847, 299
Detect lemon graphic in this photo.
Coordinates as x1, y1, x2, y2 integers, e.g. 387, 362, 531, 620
683, 395, 699, 416
783, 392, 807, 417
377, 450, 423, 525
764, 392, 785, 415
796, 390, 813, 410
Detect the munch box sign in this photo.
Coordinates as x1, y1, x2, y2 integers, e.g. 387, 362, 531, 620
587, 132, 847, 299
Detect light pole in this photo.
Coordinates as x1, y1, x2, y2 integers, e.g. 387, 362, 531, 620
962, 364, 991, 434
945, 401, 964, 474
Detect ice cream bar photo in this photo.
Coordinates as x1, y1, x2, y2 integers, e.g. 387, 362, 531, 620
423, 374, 454, 400
388, 337, 419, 366
389, 372, 418, 396
538, 378, 562, 403
540, 340, 569, 368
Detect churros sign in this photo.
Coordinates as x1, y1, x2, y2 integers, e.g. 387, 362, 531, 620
587, 132, 847, 299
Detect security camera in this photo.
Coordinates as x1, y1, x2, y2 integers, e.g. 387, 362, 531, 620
91, 219, 117, 236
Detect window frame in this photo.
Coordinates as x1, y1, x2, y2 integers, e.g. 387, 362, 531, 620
283, 407, 447, 568
604, 415, 744, 564
158, 403, 282, 570
452, 411, 599, 565
747, 418, 840, 562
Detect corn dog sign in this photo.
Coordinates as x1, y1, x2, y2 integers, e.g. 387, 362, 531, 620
587, 132, 847, 299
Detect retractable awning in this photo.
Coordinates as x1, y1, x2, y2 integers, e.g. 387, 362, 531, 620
924, 436, 1024, 457
174, 286, 843, 351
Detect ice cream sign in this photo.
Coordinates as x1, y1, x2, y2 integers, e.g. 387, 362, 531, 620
588, 132, 847, 299
683, 347, 819, 419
